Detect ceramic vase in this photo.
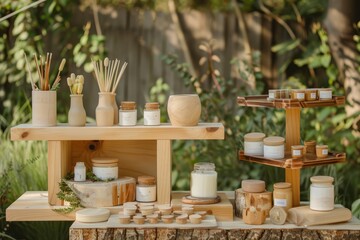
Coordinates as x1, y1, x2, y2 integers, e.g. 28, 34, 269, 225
32, 90, 57, 126
111, 93, 119, 125
96, 92, 114, 126
167, 94, 201, 126
68, 94, 86, 126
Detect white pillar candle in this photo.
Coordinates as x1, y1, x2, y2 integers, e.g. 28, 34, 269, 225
190, 162, 217, 198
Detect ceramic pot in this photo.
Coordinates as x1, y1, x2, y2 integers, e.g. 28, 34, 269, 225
167, 94, 201, 126
111, 93, 119, 125
68, 94, 86, 126
96, 92, 114, 126
32, 90, 57, 126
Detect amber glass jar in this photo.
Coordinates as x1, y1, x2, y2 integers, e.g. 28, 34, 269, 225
273, 182, 292, 211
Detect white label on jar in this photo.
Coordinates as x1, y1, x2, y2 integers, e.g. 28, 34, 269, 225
119, 110, 137, 126
310, 185, 334, 211
244, 141, 264, 155
319, 90, 332, 99
191, 172, 217, 198
292, 149, 301, 156
144, 110, 160, 126
310, 93, 317, 99
136, 185, 156, 202
296, 92, 305, 99
264, 145, 284, 159
274, 198, 287, 207
269, 92, 275, 99
322, 149, 328, 155
92, 166, 118, 180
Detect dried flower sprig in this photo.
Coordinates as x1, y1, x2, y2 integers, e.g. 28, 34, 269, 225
67, 73, 84, 95
23, 51, 66, 91
91, 57, 127, 93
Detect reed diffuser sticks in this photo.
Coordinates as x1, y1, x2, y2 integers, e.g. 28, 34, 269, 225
24, 51, 66, 91
92, 57, 128, 93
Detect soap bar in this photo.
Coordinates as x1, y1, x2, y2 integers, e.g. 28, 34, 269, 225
241, 180, 266, 193
76, 208, 110, 223
287, 206, 351, 226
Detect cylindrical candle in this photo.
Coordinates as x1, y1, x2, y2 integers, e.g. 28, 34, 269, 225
190, 162, 217, 198
273, 182, 292, 211
264, 136, 285, 159
310, 176, 334, 211
244, 132, 266, 156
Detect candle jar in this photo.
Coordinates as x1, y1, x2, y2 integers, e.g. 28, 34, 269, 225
264, 136, 285, 159
74, 162, 86, 182
280, 89, 290, 99
316, 145, 328, 158
136, 176, 156, 202
305, 89, 317, 101
244, 132, 266, 156
273, 182, 292, 211
191, 162, 217, 198
310, 176, 334, 211
144, 102, 160, 126
290, 90, 305, 101
318, 88, 332, 100
304, 140, 316, 154
268, 90, 277, 100
291, 145, 305, 159
91, 157, 119, 180
119, 101, 137, 126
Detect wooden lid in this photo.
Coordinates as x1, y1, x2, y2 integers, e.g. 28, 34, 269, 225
316, 145, 328, 149
161, 214, 174, 219
264, 136, 285, 146
138, 175, 156, 185
118, 214, 131, 219
76, 208, 110, 223
145, 102, 160, 110
189, 214, 201, 219
241, 179, 266, 193
304, 140, 316, 146
310, 176, 334, 184
92, 163, 118, 167
244, 132, 266, 142
273, 182, 292, 189
121, 101, 136, 110
91, 157, 118, 164
291, 145, 304, 150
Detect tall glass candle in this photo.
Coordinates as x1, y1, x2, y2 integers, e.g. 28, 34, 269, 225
190, 162, 217, 198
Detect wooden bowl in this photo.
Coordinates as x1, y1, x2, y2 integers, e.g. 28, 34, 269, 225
189, 214, 202, 224
167, 94, 201, 126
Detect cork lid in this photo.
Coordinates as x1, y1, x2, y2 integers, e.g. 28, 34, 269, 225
76, 208, 110, 223
244, 132, 266, 142
145, 102, 160, 110
121, 101, 136, 110
310, 176, 334, 184
273, 182, 292, 189
291, 145, 304, 150
316, 145, 328, 149
138, 175, 156, 185
92, 162, 118, 167
91, 157, 118, 164
241, 179, 266, 193
264, 136, 285, 146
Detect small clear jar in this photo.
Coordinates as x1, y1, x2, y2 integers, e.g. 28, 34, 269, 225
264, 136, 285, 159
191, 162, 217, 198
305, 89, 318, 101
244, 132, 266, 156
119, 101, 137, 126
273, 182, 292, 211
290, 89, 305, 101
310, 176, 334, 211
74, 162, 86, 182
136, 176, 156, 202
144, 102, 160, 126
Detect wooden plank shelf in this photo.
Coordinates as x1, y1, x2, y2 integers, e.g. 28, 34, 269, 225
237, 95, 345, 109
11, 123, 224, 141
238, 150, 346, 169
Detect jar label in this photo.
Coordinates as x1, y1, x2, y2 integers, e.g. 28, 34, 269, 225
310, 92, 317, 99
274, 198, 287, 207
269, 92, 275, 99
319, 90, 332, 99
292, 149, 301, 156
322, 149, 328, 155
296, 92, 305, 99
144, 110, 160, 126
119, 111, 137, 126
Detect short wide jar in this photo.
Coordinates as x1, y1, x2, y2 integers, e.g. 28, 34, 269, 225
191, 162, 217, 198
264, 136, 285, 159
291, 145, 305, 159
91, 157, 119, 180
244, 132, 266, 156
310, 176, 334, 211
273, 182, 292, 211
316, 145, 328, 158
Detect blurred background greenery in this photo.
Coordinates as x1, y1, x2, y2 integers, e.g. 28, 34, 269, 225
1, 0, 360, 239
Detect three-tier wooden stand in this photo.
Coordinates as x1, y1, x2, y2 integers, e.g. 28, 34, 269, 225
237, 95, 346, 206
8, 123, 224, 221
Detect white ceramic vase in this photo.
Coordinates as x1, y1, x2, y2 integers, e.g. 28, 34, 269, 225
167, 94, 201, 126
32, 90, 57, 126
68, 94, 86, 126
96, 92, 114, 126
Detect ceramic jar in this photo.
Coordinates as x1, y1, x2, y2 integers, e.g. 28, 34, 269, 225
96, 92, 114, 126
310, 176, 334, 211
32, 90, 57, 126
191, 162, 217, 198
167, 94, 201, 126
136, 176, 156, 202
263, 136, 285, 159
144, 102, 160, 126
91, 157, 119, 180
244, 132, 266, 156
74, 162, 86, 182
119, 101, 137, 126
68, 94, 86, 126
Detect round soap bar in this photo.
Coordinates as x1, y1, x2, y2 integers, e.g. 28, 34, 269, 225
241, 179, 266, 193
76, 208, 110, 223
269, 206, 287, 225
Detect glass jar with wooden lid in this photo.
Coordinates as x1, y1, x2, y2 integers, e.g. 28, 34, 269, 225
244, 132, 266, 156
136, 175, 156, 202
264, 136, 285, 159
273, 182, 292, 210
119, 101, 137, 126
310, 176, 334, 211
144, 102, 160, 126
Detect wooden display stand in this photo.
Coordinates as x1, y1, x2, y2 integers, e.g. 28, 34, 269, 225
9, 123, 224, 221
237, 95, 346, 207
